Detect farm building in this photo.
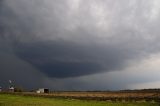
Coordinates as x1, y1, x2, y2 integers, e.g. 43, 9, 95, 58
36, 88, 49, 93
9, 87, 15, 92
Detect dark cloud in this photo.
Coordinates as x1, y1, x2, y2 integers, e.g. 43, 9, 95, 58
1, 0, 160, 89
13, 40, 129, 78
0, 41, 46, 89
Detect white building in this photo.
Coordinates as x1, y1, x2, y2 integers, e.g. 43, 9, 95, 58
9, 87, 14, 92
36, 88, 49, 93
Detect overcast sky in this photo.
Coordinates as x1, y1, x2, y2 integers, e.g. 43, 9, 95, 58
1, 0, 160, 90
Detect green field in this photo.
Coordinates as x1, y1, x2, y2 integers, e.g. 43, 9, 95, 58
0, 94, 159, 106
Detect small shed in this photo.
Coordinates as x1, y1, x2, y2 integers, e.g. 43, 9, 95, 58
9, 87, 14, 92
36, 88, 49, 93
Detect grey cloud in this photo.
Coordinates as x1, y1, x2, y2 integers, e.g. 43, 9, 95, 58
1, 0, 160, 89
0, 40, 46, 89
13, 40, 129, 78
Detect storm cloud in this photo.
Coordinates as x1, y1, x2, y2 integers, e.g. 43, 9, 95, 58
1, 0, 160, 89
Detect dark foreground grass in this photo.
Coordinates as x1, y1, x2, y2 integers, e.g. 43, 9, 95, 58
0, 94, 159, 106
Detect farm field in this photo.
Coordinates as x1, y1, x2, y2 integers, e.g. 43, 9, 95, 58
0, 93, 159, 106
2, 90, 160, 101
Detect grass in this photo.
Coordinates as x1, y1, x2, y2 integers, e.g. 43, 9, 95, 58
0, 94, 159, 106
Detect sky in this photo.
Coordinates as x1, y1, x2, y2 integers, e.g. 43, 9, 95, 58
1, 0, 160, 90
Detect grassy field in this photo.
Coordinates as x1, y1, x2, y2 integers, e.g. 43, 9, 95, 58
0, 94, 159, 106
